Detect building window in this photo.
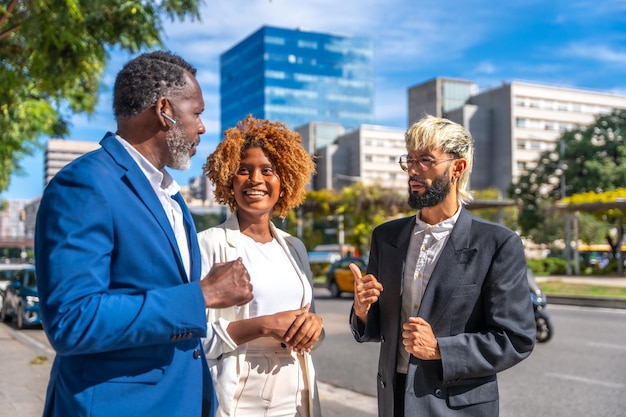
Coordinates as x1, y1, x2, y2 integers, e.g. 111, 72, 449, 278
298, 40, 318, 49
265, 36, 285, 45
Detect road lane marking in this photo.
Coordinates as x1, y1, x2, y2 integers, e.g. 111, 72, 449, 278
545, 372, 624, 389
587, 341, 626, 351
586, 342, 626, 350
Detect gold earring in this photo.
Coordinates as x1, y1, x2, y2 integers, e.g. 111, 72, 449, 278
279, 191, 285, 198
230, 189, 234, 195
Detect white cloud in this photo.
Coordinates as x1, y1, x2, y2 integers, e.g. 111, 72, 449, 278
473, 61, 497, 75
561, 43, 626, 66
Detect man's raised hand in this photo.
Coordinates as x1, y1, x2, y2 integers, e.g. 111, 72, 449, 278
200, 258, 253, 308
351, 263, 383, 323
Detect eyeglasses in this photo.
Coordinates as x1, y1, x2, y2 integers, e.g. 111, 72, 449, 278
398, 154, 457, 172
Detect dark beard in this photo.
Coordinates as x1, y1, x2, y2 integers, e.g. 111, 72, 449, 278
407, 172, 451, 209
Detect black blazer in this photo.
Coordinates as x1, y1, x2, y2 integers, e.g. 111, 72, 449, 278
351, 207, 535, 417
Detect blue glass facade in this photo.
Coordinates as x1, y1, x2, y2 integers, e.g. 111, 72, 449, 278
220, 26, 374, 135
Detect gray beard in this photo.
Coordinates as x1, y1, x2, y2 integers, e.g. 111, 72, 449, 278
166, 125, 192, 170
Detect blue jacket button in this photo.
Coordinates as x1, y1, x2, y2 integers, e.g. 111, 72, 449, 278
193, 349, 202, 359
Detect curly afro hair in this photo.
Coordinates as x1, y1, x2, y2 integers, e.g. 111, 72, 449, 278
204, 115, 316, 219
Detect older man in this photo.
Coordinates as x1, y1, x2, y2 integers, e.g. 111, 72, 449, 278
35, 51, 253, 417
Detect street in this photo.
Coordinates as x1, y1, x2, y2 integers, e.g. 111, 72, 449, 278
2, 290, 626, 417
312, 288, 626, 417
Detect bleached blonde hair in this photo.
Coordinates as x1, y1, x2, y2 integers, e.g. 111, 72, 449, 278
405, 115, 474, 204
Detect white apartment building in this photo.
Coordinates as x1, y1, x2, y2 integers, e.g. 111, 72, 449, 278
45, 139, 101, 186
0, 199, 29, 240
410, 79, 626, 194
315, 124, 407, 194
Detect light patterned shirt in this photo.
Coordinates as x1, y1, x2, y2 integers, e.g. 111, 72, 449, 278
396, 207, 460, 373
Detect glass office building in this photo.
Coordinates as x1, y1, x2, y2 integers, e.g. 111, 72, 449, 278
220, 26, 374, 135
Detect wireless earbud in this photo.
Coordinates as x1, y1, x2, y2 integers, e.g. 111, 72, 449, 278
161, 112, 177, 124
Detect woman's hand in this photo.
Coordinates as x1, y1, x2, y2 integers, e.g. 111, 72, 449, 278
278, 304, 323, 353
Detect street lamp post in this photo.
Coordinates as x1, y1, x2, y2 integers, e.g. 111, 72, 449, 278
560, 139, 572, 275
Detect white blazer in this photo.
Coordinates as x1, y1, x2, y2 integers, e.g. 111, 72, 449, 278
198, 211, 323, 417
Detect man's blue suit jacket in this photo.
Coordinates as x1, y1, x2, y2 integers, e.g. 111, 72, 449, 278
35, 134, 216, 417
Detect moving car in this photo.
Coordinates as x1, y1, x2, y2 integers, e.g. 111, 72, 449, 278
326, 257, 367, 298
0, 265, 41, 329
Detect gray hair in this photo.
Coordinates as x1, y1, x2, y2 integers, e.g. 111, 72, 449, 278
113, 51, 197, 120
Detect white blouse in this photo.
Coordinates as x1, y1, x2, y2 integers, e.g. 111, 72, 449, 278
238, 235, 304, 317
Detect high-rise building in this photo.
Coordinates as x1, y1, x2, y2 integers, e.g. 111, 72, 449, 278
409, 79, 626, 194
220, 26, 374, 134
408, 77, 477, 125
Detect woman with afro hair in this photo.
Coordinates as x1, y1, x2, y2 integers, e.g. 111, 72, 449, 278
198, 115, 324, 417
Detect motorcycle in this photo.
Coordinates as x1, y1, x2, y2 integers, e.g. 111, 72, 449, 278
527, 268, 553, 343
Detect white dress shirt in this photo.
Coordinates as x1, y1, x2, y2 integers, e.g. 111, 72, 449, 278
397, 207, 460, 373
115, 135, 190, 280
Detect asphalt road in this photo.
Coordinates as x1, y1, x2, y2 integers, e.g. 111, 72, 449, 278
312, 288, 626, 417
4, 289, 626, 417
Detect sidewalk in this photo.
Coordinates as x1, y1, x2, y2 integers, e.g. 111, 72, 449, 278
0, 324, 52, 417
536, 275, 626, 309
0, 323, 376, 417
536, 274, 626, 287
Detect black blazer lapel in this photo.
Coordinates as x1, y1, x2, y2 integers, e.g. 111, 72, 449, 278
378, 216, 415, 301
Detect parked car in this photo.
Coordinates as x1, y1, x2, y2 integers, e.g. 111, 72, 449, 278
0, 265, 41, 329
326, 257, 367, 298
0, 264, 33, 314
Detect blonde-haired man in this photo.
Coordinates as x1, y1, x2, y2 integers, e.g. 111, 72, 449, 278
350, 115, 535, 417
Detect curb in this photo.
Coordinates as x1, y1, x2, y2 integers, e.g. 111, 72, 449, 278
547, 295, 626, 310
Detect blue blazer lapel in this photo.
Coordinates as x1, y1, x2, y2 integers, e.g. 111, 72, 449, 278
171, 192, 201, 282
100, 134, 191, 283
418, 207, 477, 327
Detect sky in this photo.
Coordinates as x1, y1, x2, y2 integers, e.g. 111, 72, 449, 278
3, 0, 626, 201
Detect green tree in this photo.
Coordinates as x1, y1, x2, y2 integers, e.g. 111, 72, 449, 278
337, 182, 410, 255
0, 0, 203, 192
509, 109, 626, 242
561, 188, 626, 257
291, 183, 411, 255
469, 187, 518, 230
